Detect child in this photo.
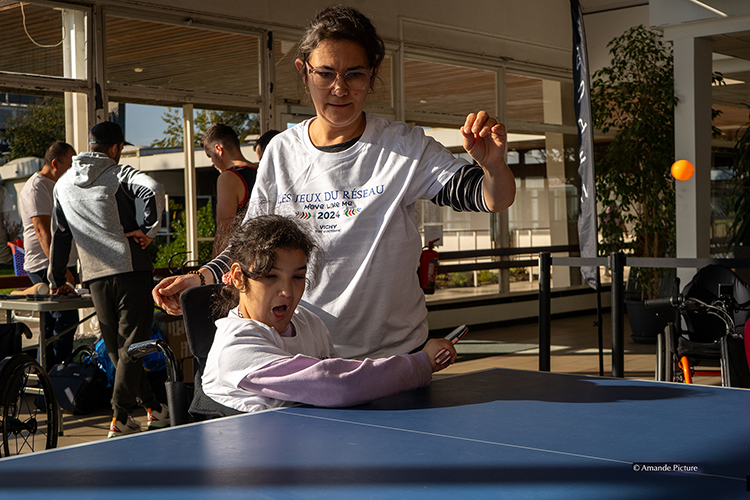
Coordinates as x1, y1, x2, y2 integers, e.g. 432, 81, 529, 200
202, 215, 457, 413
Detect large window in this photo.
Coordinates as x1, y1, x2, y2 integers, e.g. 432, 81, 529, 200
404, 58, 495, 124
506, 73, 544, 123
105, 15, 261, 104
0, 3, 86, 80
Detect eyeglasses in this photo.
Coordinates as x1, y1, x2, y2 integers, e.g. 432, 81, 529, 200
306, 63, 373, 91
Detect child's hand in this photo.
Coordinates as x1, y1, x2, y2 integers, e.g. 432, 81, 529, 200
422, 338, 457, 372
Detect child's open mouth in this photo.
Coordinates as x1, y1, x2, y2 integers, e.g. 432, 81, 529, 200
272, 305, 288, 320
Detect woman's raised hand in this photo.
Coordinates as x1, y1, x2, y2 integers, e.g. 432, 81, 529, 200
152, 273, 203, 315
461, 111, 507, 168
461, 111, 515, 212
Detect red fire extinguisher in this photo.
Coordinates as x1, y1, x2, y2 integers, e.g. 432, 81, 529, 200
419, 238, 440, 294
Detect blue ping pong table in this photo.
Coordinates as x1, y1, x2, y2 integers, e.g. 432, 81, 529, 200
0, 368, 748, 499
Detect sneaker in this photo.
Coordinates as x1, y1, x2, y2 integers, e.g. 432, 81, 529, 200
147, 404, 170, 430
107, 416, 141, 438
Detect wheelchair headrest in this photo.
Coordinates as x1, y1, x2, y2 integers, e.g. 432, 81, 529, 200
682, 265, 750, 341
180, 284, 226, 360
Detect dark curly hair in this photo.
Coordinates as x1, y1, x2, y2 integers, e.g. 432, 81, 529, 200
296, 5, 385, 70
214, 215, 319, 316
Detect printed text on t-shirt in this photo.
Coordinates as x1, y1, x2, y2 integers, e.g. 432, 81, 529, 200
280, 185, 384, 234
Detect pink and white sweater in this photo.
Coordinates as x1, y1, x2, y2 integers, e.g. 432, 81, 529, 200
202, 306, 433, 413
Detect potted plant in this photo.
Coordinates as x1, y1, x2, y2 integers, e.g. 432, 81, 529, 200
590, 25, 677, 342
727, 105, 750, 264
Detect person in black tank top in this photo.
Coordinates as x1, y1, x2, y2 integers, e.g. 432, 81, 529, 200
202, 124, 258, 256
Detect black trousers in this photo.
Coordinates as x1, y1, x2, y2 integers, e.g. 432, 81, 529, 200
89, 270, 160, 421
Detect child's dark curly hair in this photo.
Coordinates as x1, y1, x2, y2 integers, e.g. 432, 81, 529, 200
214, 215, 319, 317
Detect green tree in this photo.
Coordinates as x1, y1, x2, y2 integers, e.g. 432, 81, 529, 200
591, 25, 677, 299
727, 104, 750, 250
152, 108, 260, 148
2, 97, 65, 160
154, 199, 216, 269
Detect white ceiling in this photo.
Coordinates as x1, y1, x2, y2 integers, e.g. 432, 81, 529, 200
579, 0, 648, 14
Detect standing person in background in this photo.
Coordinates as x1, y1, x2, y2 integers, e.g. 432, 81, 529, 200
254, 129, 281, 161
202, 124, 258, 256
19, 141, 79, 366
0, 184, 14, 271
154, 6, 515, 360
48, 121, 168, 438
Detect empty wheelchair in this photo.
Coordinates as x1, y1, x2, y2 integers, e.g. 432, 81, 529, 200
0, 323, 59, 457
650, 265, 750, 388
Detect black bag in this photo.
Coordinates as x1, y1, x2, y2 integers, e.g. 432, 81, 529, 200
48, 344, 108, 414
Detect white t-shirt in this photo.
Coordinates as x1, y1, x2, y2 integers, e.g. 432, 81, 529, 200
249, 113, 466, 358
18, 173, 77, 273
203, 305, 338, 413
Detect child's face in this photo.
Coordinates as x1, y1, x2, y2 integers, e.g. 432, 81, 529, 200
234, 248, 308, 333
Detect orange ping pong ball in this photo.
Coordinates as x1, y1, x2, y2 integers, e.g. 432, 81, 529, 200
671, 160, 694, 181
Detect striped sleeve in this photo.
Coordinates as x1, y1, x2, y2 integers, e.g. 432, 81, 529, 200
204, 250, 233, 283
431, 164, 490, 212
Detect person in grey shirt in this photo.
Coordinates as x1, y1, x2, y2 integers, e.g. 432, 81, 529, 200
49, 121, 168, 437
19, 141, 79, 365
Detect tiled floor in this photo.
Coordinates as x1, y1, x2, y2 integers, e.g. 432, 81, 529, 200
49, 309, 726, 451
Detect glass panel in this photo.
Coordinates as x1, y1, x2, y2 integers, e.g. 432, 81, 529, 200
506, 73, 543, 123
405, 58, 495, 121
0, 93, 66, 161
0, 91, 86, 266
507, 133, 545, 178
0, 3, 87, 79
712, 147, 736, 254
273, 39, 302, 106
524, 149, 545, 164
108, 102, 175, 148
366, 55, 392, 113
0, 94, 42, 161
711, 103, 750, 142
106, 16, 259, 96
507, 151, 520, 165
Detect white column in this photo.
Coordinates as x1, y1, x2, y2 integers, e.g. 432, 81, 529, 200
673, 36, 713, 283
495, 66, 511, 292
543, 80, 571, 287
62, 9, 88, 153
182, 105, 199, 262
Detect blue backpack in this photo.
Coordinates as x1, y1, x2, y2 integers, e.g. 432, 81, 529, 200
94, 323, 166, 388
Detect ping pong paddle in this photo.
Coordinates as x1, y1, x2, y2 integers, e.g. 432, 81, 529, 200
435, 324, 468, 365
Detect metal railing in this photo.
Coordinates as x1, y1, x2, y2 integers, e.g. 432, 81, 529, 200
436, 245, 578, 274
538, 252, 750, 378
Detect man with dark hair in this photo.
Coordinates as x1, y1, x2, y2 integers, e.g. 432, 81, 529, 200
202, 123, 257, 255
254, 129, 281, 161
19, 141, 78, 366
48, 121, 168, 437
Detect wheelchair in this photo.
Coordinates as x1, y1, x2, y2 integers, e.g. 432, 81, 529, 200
128, 284, 240, 427
0, 323, 59, 457
650, 265, 750, 388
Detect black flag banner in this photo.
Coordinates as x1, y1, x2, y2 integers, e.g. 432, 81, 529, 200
571, 0, 598, 289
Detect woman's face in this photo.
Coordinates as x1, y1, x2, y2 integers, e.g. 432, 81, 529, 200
234, 248, 308, 334
296, 39, 378, 143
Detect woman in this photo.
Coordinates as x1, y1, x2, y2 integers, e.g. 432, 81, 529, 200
153, 5, 515, 359
202, 215, 456, 413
